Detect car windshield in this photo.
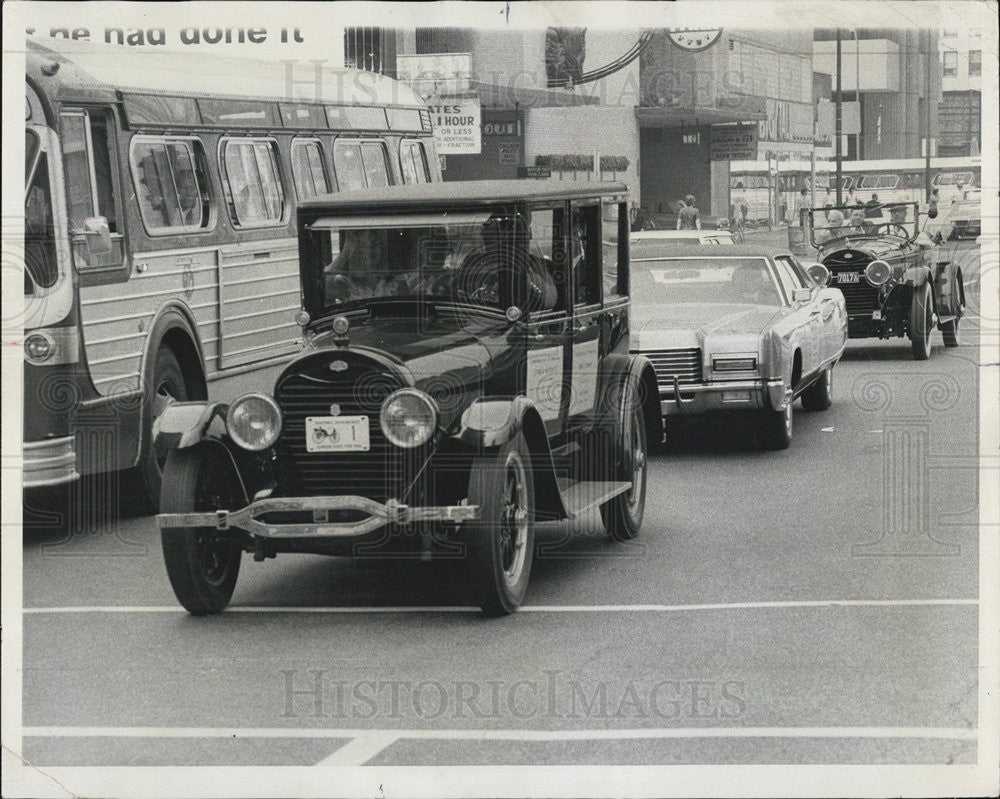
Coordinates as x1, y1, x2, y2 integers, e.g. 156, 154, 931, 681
305, 212, 561, 316
950, 201, 980, 219
631, 257, 781, 306
807, 203, 916, 247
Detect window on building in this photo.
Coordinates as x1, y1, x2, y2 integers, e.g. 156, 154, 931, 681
969, 50, 981, 77
291, 138, 331, 200
943, 51, 958, 77
942, 29, 958, 38
220, 138, 286, 227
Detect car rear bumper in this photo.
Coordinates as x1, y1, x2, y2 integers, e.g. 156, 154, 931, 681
659, 378, 785, 416
157, 495, 480, 539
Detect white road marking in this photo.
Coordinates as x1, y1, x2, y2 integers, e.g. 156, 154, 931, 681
22, 598, 979, 615
22, 725, 979, 768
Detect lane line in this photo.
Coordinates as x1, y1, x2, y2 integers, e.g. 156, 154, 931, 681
22, 725, 978, 741
22, 598, 979, 615
315, 732, 401, 766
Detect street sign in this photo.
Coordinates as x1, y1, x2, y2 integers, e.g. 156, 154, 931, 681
709, 126, 759, 161
517, 166, 551, 179
426, 97, 482, 155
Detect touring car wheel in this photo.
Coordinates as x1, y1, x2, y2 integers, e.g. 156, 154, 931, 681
756, 399, 793, 450
800, 365, 833, 411
909, 283, 934, 360
467, 433, 535, 616
160, 447, 242, 615
600, 397, 647, 541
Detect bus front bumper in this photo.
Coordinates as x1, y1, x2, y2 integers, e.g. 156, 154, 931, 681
22, 436, 79, 488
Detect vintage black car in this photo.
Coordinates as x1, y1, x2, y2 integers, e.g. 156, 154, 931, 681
154, 181, 661, 616
807, 202, 966, 359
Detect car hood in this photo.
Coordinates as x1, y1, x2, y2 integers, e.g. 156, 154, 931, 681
631, 303, 781, 350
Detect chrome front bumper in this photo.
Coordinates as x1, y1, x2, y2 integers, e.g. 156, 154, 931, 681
22, 436, 79, 488
660, 377, 786, 415
157, 495, 480, 539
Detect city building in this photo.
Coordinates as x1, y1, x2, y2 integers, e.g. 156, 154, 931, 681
937, 25, 983, 157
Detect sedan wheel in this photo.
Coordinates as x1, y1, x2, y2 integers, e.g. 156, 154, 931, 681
800, 365, 833, 411
756, 399, 793, 450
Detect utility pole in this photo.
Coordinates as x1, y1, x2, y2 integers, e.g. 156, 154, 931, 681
925, 29, 933, 201
835, 29, 843, 206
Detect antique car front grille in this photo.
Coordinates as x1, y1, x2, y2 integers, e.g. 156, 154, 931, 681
642, 348, 703, 391
275, 366, 404, 500
827, 267, 881, 315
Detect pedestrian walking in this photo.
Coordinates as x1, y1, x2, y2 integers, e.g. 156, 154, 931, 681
928, 188, 939, 219
677, 195, 700, 230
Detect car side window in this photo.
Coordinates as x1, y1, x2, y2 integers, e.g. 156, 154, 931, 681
528, 205, 568, 313
773, 255, 807, 300
570, 204, 601, 307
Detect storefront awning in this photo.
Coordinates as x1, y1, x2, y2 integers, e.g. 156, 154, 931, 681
635, 99, 767, 128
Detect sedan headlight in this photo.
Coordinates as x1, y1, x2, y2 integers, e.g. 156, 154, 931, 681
713, 356, 758, 372
864, 260, 891, 287
380, 388, 438, 448
227, 393, 282, 451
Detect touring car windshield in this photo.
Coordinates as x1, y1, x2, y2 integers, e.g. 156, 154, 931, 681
631, 257, 781, 306
808, 203, 917, 247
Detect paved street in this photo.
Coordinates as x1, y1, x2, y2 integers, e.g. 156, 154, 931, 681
18, 240, 985, 770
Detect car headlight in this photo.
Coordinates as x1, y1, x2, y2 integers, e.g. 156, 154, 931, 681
380, 388, 438, 448
712, 356, 758, 372
864, 260, 891, 287
226, 393, 282, 451
806, 263, 831, 286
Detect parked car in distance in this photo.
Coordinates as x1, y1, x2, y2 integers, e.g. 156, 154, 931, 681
628, 245, 847, 450
807, 202, 965, 359
631, 230, 737, 253
154, 180, 662, 617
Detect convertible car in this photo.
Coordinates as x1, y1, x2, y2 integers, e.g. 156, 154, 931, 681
629, 245, 847, 450
807, 202, 965, 359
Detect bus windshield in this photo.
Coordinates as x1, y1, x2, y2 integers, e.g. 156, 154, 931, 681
24, 129, 58, 291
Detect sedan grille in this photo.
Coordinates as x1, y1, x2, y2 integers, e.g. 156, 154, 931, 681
641, 348, 703, 391
275, 365, 404, 500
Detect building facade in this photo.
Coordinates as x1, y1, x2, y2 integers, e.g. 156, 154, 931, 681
937, 25, 983, 157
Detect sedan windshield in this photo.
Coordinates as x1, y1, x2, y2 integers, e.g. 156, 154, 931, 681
631, 257, 781, 306
305, 214, 561, 316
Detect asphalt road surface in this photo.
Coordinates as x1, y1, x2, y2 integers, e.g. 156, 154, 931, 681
18, 242, 987, 770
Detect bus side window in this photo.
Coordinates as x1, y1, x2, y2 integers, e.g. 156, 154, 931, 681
333, 141, 366, 190
361, 142, 391, 187
60, 108, 124, 269
131, 137, 213, 234
220, 138, 286, 228
291, 138, 332, 200
400, 140, 429, 184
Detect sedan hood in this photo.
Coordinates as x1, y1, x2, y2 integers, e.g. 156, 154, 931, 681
633, 303, 781, 336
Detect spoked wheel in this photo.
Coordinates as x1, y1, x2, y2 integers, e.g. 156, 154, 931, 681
800, 365, 833, 411
467, 433, 535, 616
160, 447, 243, 614
756, 398, 793, 450
600, 400, 647, 541
909, 283, 934, 360
941, 272, 964, 348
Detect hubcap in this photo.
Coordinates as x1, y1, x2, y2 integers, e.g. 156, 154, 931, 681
499, 452, 528, 585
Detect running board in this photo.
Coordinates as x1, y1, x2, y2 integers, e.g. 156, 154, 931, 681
556, 478, 632, 518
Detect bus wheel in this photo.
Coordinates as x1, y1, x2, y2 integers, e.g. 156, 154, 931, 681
125, 347, 189, 514
160, 448, 242, 614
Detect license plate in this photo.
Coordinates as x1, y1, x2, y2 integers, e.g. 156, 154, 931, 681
305, 416, 370, 452
836, 272, 860, 284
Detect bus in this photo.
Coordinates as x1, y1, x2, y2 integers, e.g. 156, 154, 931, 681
22, 39, 440, 511
730, 156, 982, 223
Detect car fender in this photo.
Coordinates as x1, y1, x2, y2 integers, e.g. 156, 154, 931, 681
903, 265, 933, 287
153, 400, 227, 450
455, 396, 567, 520
596, 353, 663, 449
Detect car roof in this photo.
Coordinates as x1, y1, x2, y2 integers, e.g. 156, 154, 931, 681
630, 230, 733, 239
630, 244, 784, 259
299, 180, 629, 211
